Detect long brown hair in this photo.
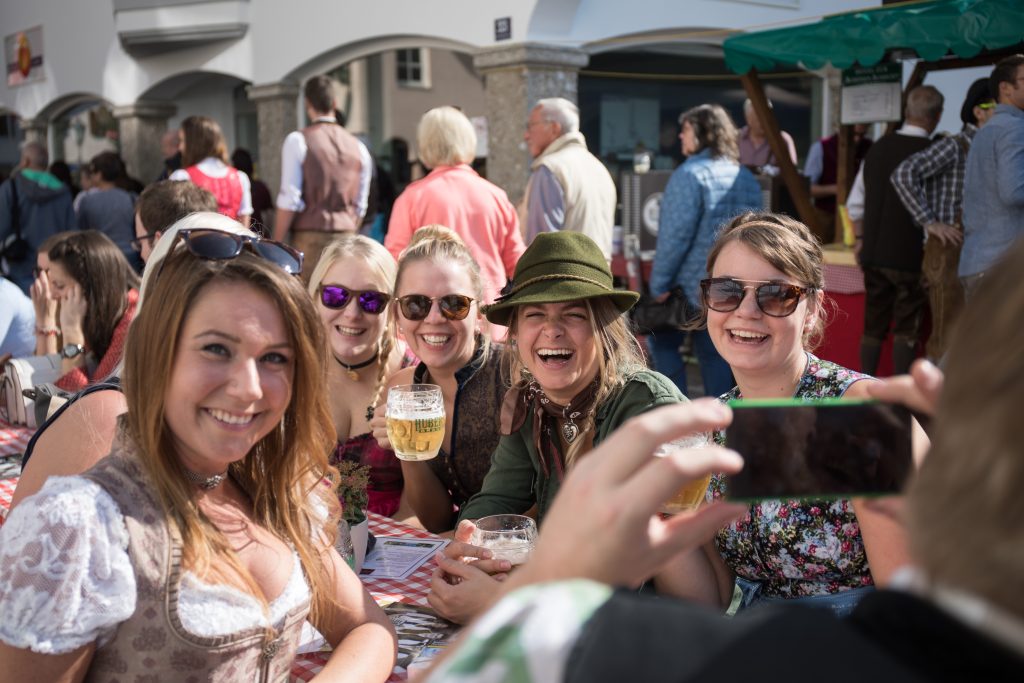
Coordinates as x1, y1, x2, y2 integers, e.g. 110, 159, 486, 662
679, 104, 741, 162
180, 115, 230, 167
49, 230, 139, 359
504, 297, 646, 467
122, 247, 339, 623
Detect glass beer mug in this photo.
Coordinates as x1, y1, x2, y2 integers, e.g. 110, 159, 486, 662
386, 384, 445, 461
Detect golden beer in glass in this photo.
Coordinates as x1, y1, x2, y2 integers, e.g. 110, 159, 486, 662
655, 433, 712, 515
386, 384, 445, 461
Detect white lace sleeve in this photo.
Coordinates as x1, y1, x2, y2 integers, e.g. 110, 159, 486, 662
0, 476, 136, 654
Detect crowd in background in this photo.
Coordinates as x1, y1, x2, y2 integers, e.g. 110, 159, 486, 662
0, 54, 1021, 681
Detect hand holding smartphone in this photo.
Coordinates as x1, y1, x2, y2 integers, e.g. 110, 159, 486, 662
724, 398, 913, 501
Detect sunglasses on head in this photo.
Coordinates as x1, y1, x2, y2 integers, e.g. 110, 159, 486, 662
319, 285, 390, 314
700, 277, 812, 318
398, 294, 474, 321
160, 229, 303, 277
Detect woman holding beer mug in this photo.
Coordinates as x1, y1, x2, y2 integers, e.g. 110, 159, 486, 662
427, 231, 685, 623
308, 235, 412, 518
663, 211, 920, 615
371, 226, 506, 533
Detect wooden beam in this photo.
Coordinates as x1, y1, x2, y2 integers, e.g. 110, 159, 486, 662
740, 69, 820, 237
835, 124, 855, 243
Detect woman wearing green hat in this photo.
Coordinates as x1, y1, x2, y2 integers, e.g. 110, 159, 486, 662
426, 231, 685, 623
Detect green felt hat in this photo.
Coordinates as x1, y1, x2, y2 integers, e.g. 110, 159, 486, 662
483, 231, 639, 326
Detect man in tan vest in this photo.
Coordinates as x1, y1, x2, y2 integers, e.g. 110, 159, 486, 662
521, 98, 617, 260
274, 74, 372, 278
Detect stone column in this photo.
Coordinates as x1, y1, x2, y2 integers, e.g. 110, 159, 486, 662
112, 101, 177, 183
247, 81, 300, 206
473, 43, 589, 205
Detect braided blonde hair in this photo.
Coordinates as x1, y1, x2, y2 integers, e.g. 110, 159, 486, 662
308, 235, 398, 411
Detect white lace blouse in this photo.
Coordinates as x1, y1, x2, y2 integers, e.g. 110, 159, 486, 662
0, 476, 311, 655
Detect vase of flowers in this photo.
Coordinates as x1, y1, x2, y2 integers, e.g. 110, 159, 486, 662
335, 460, 371, 573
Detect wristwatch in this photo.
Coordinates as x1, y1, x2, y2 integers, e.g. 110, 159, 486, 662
61, 343, 85, 359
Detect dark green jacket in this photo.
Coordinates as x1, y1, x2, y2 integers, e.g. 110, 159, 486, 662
459, 370, 685, 524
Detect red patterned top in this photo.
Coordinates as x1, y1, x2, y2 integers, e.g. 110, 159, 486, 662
56, 289, 138, 392
185, 164, 243, 219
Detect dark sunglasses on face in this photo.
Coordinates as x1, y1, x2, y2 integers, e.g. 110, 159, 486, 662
700, 277, 812, 318
160, 228, 303, 277
398, 294, 474, 321
319, 285, 390, 314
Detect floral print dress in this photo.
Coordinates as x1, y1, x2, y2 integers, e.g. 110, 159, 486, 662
709, 353, 874, 599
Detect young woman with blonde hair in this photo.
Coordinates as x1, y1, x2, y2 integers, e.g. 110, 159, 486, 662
308, 234, 412, 518
371, 225, 506, 532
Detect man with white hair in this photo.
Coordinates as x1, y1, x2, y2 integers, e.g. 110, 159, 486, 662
522, 98, 616, 259
738, 98, 798, 169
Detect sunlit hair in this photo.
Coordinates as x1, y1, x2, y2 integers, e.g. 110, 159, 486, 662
48, 230, 140, 360
505, 297, 646, 468
679, 104, 740, 162
416, 106, 477, 169
535, 98, 580, 134
122, 247, 339, 623
905, 85, 944, 124
908, 239, 1024, 619
304, 74, 338, 115
701, 211, 828, 349
394, 226, 489, 363
309, 234, 399, 410
137, 180, 218, 237
180, 115, 230, 167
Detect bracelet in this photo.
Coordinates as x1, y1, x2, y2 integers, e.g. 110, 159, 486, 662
36, 326, 60, 337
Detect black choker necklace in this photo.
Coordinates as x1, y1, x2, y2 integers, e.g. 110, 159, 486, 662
334, 349, 379, 381
184, 468, 228, 490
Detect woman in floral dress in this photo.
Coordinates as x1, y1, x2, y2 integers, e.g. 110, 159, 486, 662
662, 211, 924, 616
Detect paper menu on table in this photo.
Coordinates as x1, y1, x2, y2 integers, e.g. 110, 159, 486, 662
359, 536, 447, 580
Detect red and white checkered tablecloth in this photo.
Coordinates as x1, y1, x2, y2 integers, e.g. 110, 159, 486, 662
0, 420, 33, 459
0, 477, 16, 526
290, 513, 444, 682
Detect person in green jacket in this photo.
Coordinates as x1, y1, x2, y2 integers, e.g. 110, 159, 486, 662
427, 231, 685, 623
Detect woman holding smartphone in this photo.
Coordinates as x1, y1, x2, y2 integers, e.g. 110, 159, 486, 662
664, 211, 921, 616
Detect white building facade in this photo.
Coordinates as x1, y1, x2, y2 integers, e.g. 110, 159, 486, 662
1, 0, 893, 202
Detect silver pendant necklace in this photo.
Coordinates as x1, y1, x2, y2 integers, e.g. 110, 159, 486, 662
184, 468, 228, 490
561, 407, 582, 443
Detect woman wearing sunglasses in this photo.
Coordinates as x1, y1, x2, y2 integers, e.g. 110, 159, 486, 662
308, 235, 413, 519
0, 224, 396, 680
371, 226, 506, 533
426, 231, 685, 624
663, 212, 916, 615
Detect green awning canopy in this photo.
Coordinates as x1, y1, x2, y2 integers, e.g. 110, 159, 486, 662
723, 0, 1024, 75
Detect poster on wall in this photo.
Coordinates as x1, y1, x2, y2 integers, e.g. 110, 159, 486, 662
6, 27, 45, 88
841, 63, 901, 124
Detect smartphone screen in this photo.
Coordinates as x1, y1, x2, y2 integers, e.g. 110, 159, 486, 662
724, 399, 913, 501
